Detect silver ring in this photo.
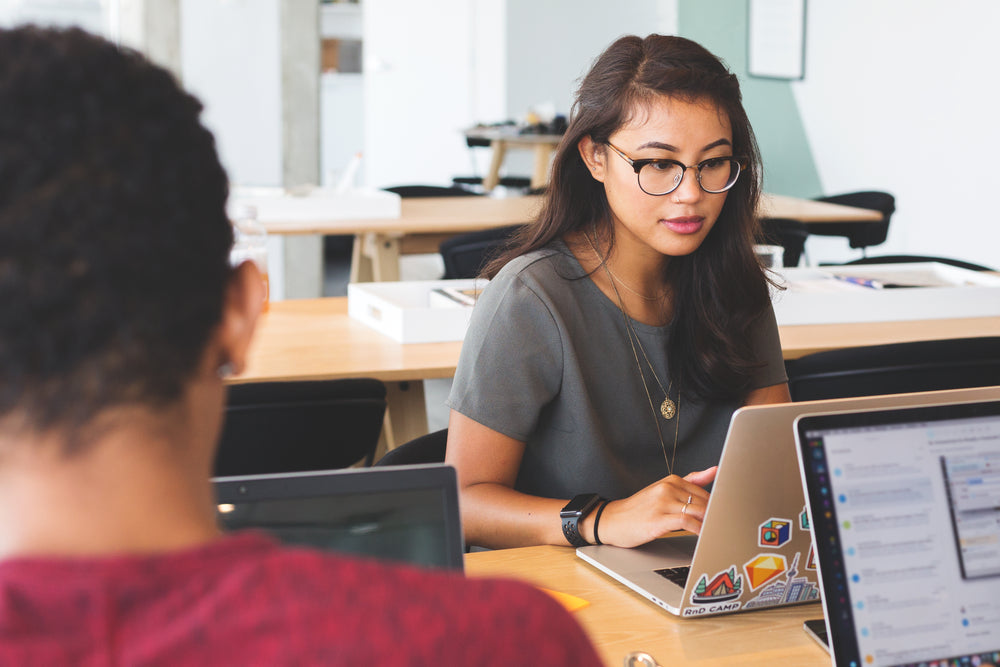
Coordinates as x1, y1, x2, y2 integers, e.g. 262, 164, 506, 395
686, 494, 692, 505
681, 503, 688, 515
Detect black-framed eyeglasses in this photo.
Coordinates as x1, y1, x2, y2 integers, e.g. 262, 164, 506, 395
605, 142, 746, 196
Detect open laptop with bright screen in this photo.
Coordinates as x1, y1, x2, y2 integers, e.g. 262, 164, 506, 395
576, 386, 1000, 618
213, 464, 465, 572
795, 401, 1000, 667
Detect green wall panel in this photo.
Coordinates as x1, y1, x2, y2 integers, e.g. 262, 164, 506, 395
678, 0, 823, 197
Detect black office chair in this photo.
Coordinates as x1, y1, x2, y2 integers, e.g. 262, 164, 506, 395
382, 184, 483, 198
784, 337, 1000, 402
837, 255, 996, 272
440, 224, 523, 279
374, 428, 448, 466
214, 379, 387, 476
758, 218, 810, 267
806, 190, 895, 255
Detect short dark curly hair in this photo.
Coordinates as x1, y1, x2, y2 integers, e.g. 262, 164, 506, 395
0, 26, 233, 441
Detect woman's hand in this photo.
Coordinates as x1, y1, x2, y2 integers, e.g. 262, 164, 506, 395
584, 467, 718, 548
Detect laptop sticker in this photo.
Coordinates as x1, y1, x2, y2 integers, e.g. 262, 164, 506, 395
742, 553, 820, 609
805, 543, 817, 570
685, 566, 743, 615
743, 553, 788, 592
799, 506, 810, 531
758, 517, 792, 548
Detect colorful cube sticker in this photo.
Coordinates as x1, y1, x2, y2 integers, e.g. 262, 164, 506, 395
758, 517, 792, 548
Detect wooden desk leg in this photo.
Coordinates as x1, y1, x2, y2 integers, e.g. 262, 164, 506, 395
531, 144, 554, 189
349, 233, 372, 283
378, 381, 429, 457
370, 234, 401, 282
483, 140, 507, 192
350, 233, 401, 283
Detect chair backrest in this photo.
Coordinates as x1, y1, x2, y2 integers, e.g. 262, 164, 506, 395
807, 190, 895, 250
440, 224, 523, 279
838, 254, 996, 272
784, 337, 1000, 402
374, 428, 448, 466
214, 379, 387, 476
759, 217, 810, 267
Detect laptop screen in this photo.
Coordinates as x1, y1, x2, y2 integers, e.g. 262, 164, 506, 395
213, 464, 465, 572
796, 401, 1000, 667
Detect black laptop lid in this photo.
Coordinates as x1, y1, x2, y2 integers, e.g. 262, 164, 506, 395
213, 464, 464, 572
796, 401, 1000, 667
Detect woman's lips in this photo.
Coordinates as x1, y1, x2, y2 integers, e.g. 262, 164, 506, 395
662, 216, 704, 234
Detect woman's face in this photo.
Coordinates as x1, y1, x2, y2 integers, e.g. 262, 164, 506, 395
580, 95, 734, 261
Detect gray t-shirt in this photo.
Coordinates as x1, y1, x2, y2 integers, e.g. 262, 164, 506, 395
446, 240, 787, 501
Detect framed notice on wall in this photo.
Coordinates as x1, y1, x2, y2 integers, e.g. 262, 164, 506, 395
748, 0, 807, 80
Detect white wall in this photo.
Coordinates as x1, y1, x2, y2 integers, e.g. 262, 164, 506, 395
501, 0, 678, 177
180, 0, 283, 187
505, 0, 677, 119
362, 0, 482, 188
792, 1, 1000, 267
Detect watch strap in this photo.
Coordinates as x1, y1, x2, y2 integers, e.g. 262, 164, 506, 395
561, 493, 604, 547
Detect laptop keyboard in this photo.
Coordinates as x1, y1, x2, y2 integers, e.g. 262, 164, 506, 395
654, 565, 690, 586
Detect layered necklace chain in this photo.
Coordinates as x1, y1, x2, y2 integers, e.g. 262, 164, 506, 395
586, 232, 681, 475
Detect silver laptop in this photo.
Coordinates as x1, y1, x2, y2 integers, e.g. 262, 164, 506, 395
213, 464, 465, 571
795, 400, 1000, 666
577, 386, 1000, 618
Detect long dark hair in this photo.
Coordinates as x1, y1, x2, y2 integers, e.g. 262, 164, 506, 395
484, 34, 770, 401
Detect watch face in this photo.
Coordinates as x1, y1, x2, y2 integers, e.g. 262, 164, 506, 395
561, 493, 600, 517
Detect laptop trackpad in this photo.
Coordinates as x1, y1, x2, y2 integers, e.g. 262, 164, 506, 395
577, 534, 697, 611
604, 534, 697, 570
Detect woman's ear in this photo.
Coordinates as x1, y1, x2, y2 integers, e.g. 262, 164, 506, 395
577, 135, 607, 183
216, 261, 265, 377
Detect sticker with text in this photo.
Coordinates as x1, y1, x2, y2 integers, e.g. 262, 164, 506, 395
683, 568, 743, 616
687, 566, 743, 616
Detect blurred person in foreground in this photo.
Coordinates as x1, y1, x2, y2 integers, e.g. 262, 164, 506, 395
0, 25, 601, 666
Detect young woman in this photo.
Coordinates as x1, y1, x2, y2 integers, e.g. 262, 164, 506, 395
445, 34, 791, 550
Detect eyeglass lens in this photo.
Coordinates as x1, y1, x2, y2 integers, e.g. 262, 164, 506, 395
639, 158, 740, 195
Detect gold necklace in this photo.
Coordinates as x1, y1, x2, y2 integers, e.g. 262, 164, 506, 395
587, 232, 681, 475
601, 262, 668, 302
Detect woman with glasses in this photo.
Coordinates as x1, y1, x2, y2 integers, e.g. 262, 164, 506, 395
445, 34, 791, 550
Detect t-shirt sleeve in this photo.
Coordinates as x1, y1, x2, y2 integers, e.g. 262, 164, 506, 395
446, 267, 563, 442
749, 300, 788, 390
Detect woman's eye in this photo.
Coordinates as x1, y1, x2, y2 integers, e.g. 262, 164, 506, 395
648, 160, 676, 172
701, 158, 728, 170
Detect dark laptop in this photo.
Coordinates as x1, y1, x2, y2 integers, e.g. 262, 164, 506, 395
795, 401, 1000, 666
213, 464, 465, 571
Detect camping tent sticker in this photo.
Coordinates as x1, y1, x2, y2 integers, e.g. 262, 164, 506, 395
691, 566, 743, 604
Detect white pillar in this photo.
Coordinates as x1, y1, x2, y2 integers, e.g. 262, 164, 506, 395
280, 0, 323, 299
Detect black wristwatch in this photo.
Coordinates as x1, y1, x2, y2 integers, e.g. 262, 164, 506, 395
560, 493, 604, 547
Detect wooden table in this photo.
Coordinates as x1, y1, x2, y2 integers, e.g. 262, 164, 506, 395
259, 193, 882, 283
464, 126, 565, 191
465, 544, 828, 666
234, 296, 1000, 448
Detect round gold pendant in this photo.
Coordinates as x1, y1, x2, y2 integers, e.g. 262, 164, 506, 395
660, 397, 676, 420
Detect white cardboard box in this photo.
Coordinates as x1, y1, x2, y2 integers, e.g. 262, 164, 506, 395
348, 279, 488, 343
229, 186, 400, 226
771, 263, 1000, 325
